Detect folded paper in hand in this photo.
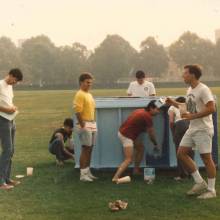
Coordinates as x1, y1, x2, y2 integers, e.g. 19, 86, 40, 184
0, 99, 18, 121
0, 110, 18, 121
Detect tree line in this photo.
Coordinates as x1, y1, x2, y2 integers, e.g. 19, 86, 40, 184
0, 31, 219, 87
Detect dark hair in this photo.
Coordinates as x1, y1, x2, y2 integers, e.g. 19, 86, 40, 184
9, 68, 23, 81
184, 65, 202, 80
145, 100, 157, 111
63, 118, 73, 128
135, 70, 145, 79
79, 72, 93, 84
175, 96, 186, 103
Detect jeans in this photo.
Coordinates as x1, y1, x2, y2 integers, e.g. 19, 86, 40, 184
0, 116, 16, 184
49, 138, 74, 161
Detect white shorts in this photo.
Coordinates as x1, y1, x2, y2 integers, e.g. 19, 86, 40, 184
118, 132, 134, 148
179, 129, 214, 154
75, 128, 97, 147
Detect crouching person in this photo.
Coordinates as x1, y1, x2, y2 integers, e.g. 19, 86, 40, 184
112, 100, 160, 182
49, 118, 74, 166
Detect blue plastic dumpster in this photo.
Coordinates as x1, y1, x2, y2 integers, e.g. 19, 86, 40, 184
73, 97, 218, 169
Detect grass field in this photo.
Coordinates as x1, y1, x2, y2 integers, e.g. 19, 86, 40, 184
0, 88, 220, 220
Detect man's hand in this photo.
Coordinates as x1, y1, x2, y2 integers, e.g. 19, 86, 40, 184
153, 145, 161, 159
181, 112, 194, 120
75, 112, 85, 129
181, 101, 215, 120
7, 106, 17, 114
153, 145, 160, 152
165, 97, 174, 106
80, 121, 85, 129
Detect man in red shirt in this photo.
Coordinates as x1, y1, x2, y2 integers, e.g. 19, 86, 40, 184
112, 100, 160, 182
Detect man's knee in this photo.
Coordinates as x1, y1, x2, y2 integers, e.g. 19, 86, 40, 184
53, 138, 63, 145
125, 157, 132, 164
200, 153, 213, 166
51, 138, 63, 150
49, 139, 63, 153
177, 147, 189, 160
82, 145, 92, 153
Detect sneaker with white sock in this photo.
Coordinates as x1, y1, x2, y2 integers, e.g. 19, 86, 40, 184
197, 190, 217, 199
80, 174, 93, 182
187, 181, 207, 196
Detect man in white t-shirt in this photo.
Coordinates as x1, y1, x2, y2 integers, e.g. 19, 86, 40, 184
0, 68, 23, 190
127, 70, 156, 97
127, 70, 156, 175
166, 65, 216, 199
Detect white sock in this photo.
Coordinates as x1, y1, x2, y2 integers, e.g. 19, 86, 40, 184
80, 167, 89, 175
191, 170, 203, 183
207, 178, 216, 192
88, 168, 92, 175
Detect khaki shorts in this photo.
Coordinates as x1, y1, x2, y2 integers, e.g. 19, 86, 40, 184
179, 129, 214, 154
118, 132, 134, 148
76, 127, 97, 147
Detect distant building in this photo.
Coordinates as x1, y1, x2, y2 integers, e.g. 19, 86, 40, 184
215, 29, 220, 42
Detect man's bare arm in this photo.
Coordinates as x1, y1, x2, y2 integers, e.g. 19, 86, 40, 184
165, 97, 181, 108
147, 127, 158, 146
182, 101, 215, 120
75, 112, 85, 128
0, 105, 17, 114
55, 133, 74, 158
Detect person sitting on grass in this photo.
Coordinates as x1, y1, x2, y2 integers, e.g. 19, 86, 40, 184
49, 118, 74, 166
112, 100, 160, 182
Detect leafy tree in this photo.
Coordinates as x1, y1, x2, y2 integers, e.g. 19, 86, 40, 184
213, 39, 220, 77
88, 35, 137, 84
0, 37, 20, 75
169, 32, 214, 75
21, 35, 57, 86
136, 37, 169, 77
56, 42, 89, 85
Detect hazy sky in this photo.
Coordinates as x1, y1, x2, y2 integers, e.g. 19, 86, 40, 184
0, 0, 220, 49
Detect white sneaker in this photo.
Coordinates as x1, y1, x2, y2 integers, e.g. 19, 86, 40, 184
197, 190, 217, 199
187, 181, 207, 196
80, 174, 93, 182
88, 171, 98, 180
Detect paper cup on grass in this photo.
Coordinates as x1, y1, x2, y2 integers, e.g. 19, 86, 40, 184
15, 174, 25, 179
27, 167, 33, 176
144, 168, 155, 184
116, 176, 131, 184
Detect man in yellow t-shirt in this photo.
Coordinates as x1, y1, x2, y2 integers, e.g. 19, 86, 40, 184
73, 73, 97, 182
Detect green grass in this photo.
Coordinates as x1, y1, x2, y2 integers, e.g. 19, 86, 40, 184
0, 88, 220, 220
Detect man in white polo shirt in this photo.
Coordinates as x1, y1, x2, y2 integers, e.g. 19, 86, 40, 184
0, 68, 23, 190
127, 70, 156, 175
127, 70, 156, 97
